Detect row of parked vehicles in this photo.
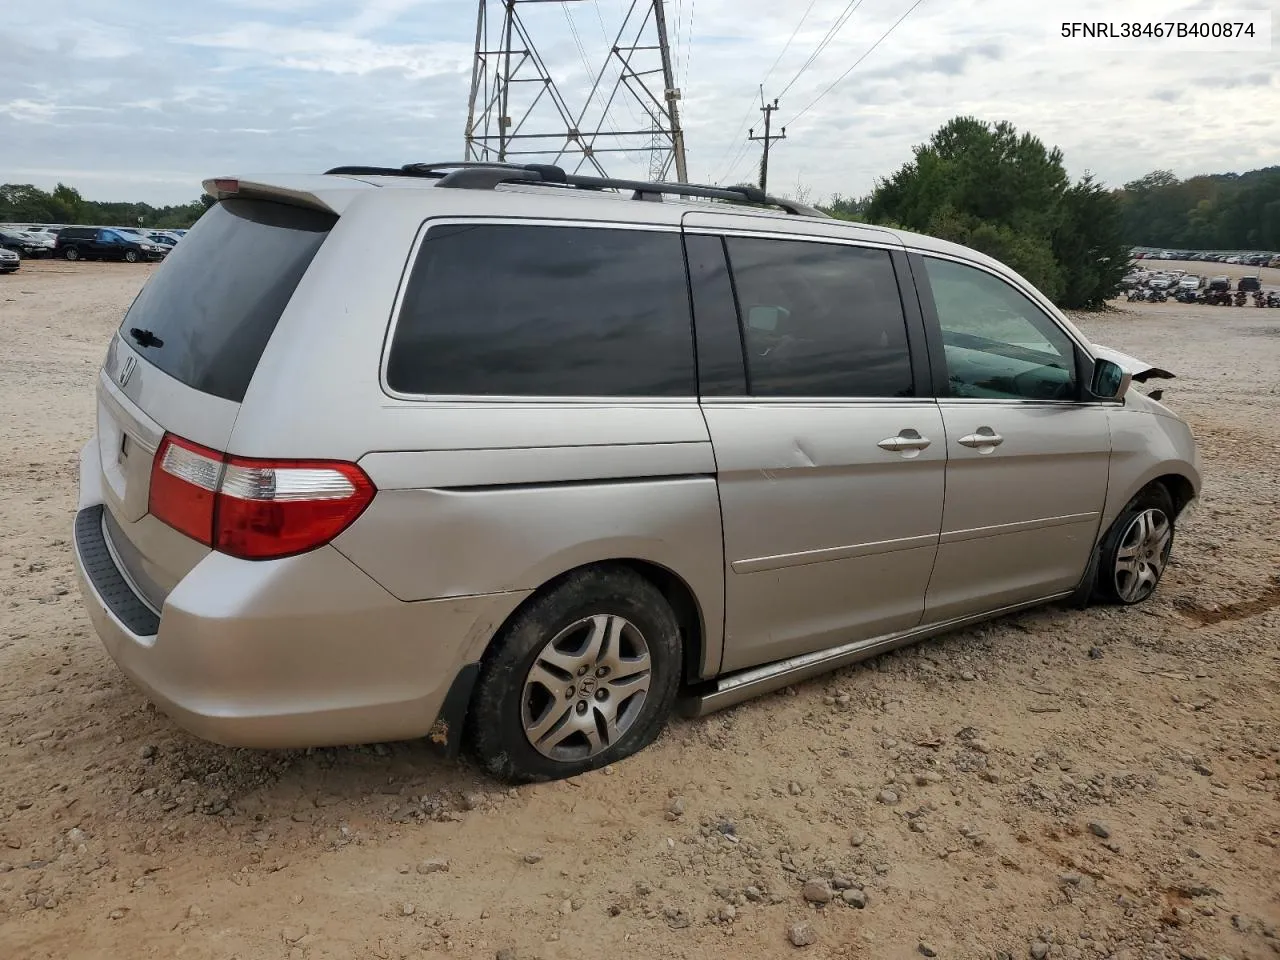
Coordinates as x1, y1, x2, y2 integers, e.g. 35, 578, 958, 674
0, 224, 187, 268
1122, 269, 1276, 305
1133, 249, 1278, 267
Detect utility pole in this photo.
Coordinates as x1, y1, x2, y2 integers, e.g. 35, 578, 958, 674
748, 96, 786, 192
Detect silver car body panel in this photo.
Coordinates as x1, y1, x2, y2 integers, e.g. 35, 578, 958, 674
701, 398, 946, 672
72, 171, 1203, 748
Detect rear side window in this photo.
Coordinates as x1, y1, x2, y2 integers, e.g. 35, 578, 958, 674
387, 224, 695, 397
725, 237, 914, 398
119, 199, 335, 403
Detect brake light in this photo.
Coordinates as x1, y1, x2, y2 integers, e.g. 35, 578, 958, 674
148, 434, 375, 560
217, 457, 375, 560
211, 178, 239, 197
150, 435, 222, 545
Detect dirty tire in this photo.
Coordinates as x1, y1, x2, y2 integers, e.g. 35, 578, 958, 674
1094, 483, 1176, 606
466, 566, 682, 783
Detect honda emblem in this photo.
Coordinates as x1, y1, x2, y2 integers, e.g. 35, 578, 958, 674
119, 354, 137, 387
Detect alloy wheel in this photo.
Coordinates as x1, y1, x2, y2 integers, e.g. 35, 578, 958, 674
1114, 508, 1172, 603
521, 614, 652, 762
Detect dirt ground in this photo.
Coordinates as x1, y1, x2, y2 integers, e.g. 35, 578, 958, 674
1, 260, 1277, 960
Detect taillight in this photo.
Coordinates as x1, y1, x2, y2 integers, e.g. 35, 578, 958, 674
148, 434, 375, 561
150, 435, 223, 545
216, 458, 375, 560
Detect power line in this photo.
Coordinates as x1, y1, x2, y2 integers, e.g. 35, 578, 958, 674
786, 0, 929, 127
682, 0, 696, 93
778, 0, 867, 100
711, 97, 757, 182
711, 0, 819, 183
760, 0, 819, 91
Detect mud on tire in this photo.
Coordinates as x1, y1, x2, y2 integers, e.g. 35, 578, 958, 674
465, 565, 682, 783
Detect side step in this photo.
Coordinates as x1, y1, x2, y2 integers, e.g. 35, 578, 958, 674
678, 593, 1071, 718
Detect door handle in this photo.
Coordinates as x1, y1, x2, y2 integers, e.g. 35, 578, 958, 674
957, 427, 1004, 451
878, 430, 932, 453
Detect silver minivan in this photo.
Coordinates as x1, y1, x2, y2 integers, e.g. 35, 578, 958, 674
73, 163, 1201, 781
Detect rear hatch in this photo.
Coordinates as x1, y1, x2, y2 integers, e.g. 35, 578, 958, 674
95, 198, 337, 609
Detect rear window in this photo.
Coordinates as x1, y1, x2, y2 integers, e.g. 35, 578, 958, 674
119, 199, 335, 402
386, 223, 695, 397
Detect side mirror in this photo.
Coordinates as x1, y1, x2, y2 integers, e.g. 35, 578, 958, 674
1090, 358, 1132, 401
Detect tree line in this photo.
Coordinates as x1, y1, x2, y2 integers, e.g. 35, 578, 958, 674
822, 116, 1276, 309
0, 183, 213, 230
1117, 167, 1280, 252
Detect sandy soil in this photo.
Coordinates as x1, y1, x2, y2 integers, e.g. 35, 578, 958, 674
1, 260, 1277, 960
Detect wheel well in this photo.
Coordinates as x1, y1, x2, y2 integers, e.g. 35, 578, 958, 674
481, 559, 707, 685
1153, 473, 1196, 516
612, 560, 706, 686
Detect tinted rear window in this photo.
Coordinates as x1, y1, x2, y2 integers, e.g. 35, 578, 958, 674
119, 199, 335, 402
725, 237, 914, 398
387, 224, 695, 397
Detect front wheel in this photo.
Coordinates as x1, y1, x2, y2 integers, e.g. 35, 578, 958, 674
123, 249, 139, 263
1095, 485, 1176, 605
466, 566, 682, 782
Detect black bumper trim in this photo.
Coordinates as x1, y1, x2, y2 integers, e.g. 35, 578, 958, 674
75, 505, 160, 637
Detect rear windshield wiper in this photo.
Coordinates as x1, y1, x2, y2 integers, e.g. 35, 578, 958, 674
129, 327, 164, 349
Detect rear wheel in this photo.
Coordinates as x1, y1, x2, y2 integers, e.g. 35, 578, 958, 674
63, 246, 80, 261
467, 566, 682, 782
1094, 485, 1176, 605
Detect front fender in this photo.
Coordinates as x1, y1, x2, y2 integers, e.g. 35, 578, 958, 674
1102, 407, 1201, 533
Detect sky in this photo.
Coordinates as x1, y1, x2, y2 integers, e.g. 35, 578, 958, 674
2, 0, 1277, 206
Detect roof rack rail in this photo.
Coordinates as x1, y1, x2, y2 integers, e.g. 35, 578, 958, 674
326, 161, 828, 218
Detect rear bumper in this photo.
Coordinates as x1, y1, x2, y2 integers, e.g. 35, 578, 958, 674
73, 445, 529, 749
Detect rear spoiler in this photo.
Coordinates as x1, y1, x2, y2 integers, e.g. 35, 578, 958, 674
202, 176, 375, 215
1091, 345, 1175, 383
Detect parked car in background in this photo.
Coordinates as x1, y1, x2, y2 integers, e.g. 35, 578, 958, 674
0, 248, 19, 273
147, 232, 180, 247
18, 231, 56, 257
0, 228, 46, 258
1207, 276, 1232, 293
55, 227, 169, 263
1238, 276, 1262, 293
1177, 275, 1202, 292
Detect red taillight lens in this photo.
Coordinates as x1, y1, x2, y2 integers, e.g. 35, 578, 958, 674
216, 457, 375, 560
149, 435, 223, 545
148, 434, 375, 560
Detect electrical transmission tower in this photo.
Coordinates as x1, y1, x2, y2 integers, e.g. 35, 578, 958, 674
464, 0, 688, 182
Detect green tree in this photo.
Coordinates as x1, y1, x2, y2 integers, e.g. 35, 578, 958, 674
859, 116, 1131, 308
1054, 174, 1129, 309
1116, 166, 1280, 249
0, 183, 212, 229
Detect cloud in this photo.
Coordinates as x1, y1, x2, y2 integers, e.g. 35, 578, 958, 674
0, 0, 1277, 206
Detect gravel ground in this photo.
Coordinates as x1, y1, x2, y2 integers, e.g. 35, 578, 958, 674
1, 260, 1277, 960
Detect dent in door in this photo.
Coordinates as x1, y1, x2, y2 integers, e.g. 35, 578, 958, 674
709, 402, 946, 673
